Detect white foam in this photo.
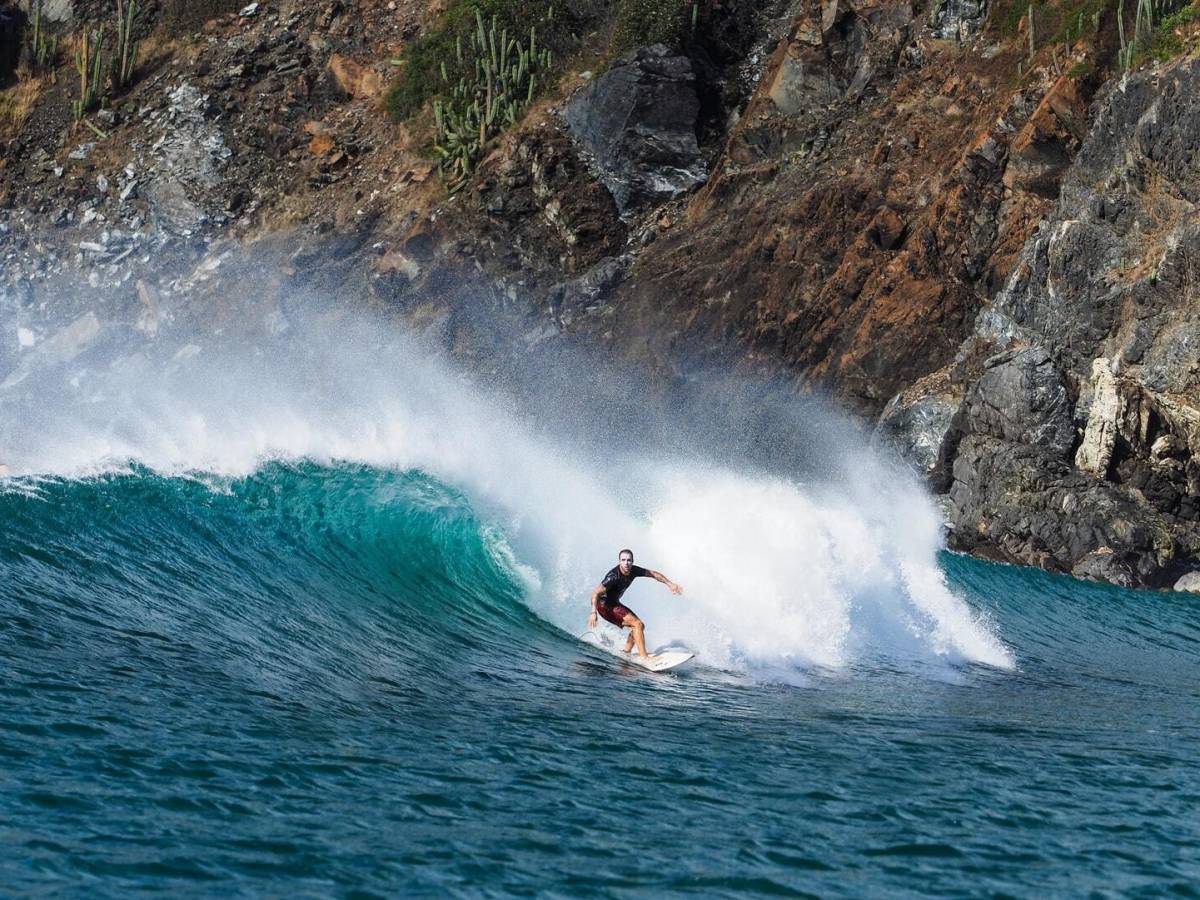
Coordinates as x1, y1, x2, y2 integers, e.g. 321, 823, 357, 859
0, 312, 1014, 676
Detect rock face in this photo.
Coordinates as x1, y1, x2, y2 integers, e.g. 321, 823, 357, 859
583, 0, 1086, 413
563, 45, 706, 216
943, 348, 1177, 586
949, 431, 1179, 586
923, 55, 1200, 586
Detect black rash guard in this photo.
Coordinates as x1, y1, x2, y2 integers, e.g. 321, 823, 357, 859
600, 564, 651, 604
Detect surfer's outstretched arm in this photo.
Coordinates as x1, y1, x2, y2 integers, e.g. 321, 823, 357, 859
647, 570, 683, 595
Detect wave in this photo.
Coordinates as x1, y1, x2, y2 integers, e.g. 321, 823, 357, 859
0, 312, 1014, 679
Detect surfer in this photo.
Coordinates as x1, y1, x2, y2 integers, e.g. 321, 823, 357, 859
588, 549, 683, 659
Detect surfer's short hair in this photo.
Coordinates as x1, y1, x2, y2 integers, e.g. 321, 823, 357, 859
618, 548, 633, 559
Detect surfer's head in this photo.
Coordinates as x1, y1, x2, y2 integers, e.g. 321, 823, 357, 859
618, 549, 634, 574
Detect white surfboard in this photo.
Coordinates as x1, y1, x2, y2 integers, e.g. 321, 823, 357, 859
579, 631, 695, 672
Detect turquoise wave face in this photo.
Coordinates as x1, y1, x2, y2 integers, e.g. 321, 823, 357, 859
3, 463, 1199, 896
2, 464, 547, 674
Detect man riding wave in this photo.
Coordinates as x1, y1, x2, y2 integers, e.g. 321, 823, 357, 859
588, 548, 683, 659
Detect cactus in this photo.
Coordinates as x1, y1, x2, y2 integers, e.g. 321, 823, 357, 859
1134, 0, 1154, 53
26, 0, 60, 71
114, 0, 139, 90
74, 26, 105, 122
431, 18, 554, 193
1117, 0, 1162, 70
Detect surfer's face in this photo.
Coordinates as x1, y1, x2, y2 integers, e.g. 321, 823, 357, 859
619, 554, 633, 574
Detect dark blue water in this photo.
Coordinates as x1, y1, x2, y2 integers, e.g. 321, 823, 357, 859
3, 464, 1199, 897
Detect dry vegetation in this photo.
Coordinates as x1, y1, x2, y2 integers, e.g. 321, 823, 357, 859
0, 73, 42, 139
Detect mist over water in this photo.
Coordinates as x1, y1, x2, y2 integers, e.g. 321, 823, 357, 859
1, 301, 1011, 677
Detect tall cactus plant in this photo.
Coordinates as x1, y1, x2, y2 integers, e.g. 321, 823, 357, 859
114, 0, 139, 90
73, 26, 105, 122
26, 0, 60, 71
1117, 0, 1160, 70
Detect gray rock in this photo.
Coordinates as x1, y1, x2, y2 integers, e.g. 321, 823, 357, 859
949, 55, 1200, 587
144, 81, 232, 236
874, 384, 961, 482
1174, 571, 1200, 593
563, 45, 706, 216
983, 57, 1200, 389
1071, 548, 1135, 588
964, 347, 1075, 457
768, 52, 843, 117
549, 255, 630, 328
947, 433, 1180, 584
929, 0, 988, 39
15, 0, 74, 23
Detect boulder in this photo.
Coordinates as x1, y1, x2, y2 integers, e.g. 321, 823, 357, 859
548, 255, 629, 329
766, 0, 914, 116
948, 433, 1178, 583
874, 373, 962, 484
15, 0, 73, 23
563, 45, 706, 216
963, 347, 1075, 457
327, 54, 382, 101
929, 0, 987, 39
1174, 571, 1200, 593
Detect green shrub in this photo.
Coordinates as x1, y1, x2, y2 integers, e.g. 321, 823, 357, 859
1148, 0, 1199, 59
385, 0, 599, 122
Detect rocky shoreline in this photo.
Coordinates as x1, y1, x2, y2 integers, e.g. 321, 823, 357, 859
1, 0, 1198, 590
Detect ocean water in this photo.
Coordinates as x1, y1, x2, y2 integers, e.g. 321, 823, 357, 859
2, 318, 1198, 897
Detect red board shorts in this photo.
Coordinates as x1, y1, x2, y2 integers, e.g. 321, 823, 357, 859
597, 599, 634, 627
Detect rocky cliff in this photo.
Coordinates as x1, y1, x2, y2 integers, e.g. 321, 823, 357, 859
1, 0, 1198, 588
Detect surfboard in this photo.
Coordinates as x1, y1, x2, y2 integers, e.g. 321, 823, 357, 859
579, 631, 695, 672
